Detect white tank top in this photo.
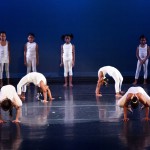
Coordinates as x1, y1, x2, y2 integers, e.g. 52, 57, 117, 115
139, 44, 147, 59
0, 41, 9, 63
63, 43, 73, 60
26, 42, 36, 58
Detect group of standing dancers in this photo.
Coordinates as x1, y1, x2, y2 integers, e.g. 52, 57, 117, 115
0, 32, 150, 123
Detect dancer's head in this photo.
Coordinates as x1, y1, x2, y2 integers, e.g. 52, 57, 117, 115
27, 33, 35, 43
61, 34, 73, 44
1, 98, 13, 111
130, 96, 139, 109
0, 31, 6, 41
139, 35, 147, 45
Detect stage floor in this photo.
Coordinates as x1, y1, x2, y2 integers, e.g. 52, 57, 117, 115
1, 83, 150, 150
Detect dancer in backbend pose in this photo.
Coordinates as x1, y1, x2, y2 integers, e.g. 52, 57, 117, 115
17, 72, 54, 102
0, 85, 22, 123
117, 86, 150, 122
95, 66, 123, 97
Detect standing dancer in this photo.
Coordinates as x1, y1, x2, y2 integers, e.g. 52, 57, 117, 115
60, 34, 75, 87
0, 31, 10, 84
24, 33, 39, 74
95, 66, 123, 97
133, 35, 150, 85
17, 72, 54, 102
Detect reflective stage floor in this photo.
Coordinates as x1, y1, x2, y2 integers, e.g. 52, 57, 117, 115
1, 83, 150, 150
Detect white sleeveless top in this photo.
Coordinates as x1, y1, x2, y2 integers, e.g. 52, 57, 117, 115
117, 86, 150, 107
26, 42, 36, 58
0, 41, 9, 63
139, 44, 148, 59
63, 43, 73, 61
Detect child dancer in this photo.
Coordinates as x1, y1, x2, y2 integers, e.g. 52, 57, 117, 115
95, 66, 123, 97
117, 86, 150, 122
17, 72, 54, 102
60, 34, 75, 87
0, 85, 22, 123
133, 35, 150, 85
0, 31, 10, 84
24, 33, 39, 74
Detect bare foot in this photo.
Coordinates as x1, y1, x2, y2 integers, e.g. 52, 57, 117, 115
96, 93, 102, 97
69, 84, 73, 87
63, 83, 67, 87
115, 94, 122, 98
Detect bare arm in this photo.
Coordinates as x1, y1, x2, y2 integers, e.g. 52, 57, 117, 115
24, 44, 27, 65
122, 93, 133, 122
12, 106, 21, 123
60, 45, 63, 66
95, 72, 104, 96
72, 45, 75, 67
136, 47, 142, 62
36, 44, 39, 65
8, 41, 10, 63
0, 108, 7, 123
143, 46, 150, 63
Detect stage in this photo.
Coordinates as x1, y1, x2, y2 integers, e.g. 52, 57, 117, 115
0, 82, 150, 150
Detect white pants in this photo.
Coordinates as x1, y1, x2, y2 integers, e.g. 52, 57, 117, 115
112, 72, 123, 93
0, 63, 10, 79
135, 59, 148, 79
26, 57, 36, 74
63, 59, 73, 77
17, 76, 28, 95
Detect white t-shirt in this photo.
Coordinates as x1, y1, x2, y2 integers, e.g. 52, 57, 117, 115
117, 86, 150, 107
0, 85, 22, 107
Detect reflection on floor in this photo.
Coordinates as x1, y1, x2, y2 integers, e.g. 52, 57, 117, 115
1, 83, 150, 150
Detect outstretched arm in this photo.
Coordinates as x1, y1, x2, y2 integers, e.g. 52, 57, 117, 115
0, 108, 7, 123
12, 106, 21, 123
122, 93, 133, 122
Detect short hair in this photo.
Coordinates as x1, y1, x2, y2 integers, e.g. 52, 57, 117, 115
61, 33, 74, 41
0, 31, 6, 35
130, 97, 139, 109
1, 98, 12, 111
28, 33, 35, 38
139, 34, 146, 40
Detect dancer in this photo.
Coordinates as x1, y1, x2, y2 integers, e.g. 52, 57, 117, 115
133, 35, 150, 85
24, 33, 39, 74
95, 66, 123, 97
117, 86, 150, 122
60, 34, 75, 87
17, 72, 54, 102
0, 31, 10, 84
0, 85, 22, 123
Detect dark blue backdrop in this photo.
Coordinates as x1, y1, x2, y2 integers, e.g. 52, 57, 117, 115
1, 0, 150, 78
